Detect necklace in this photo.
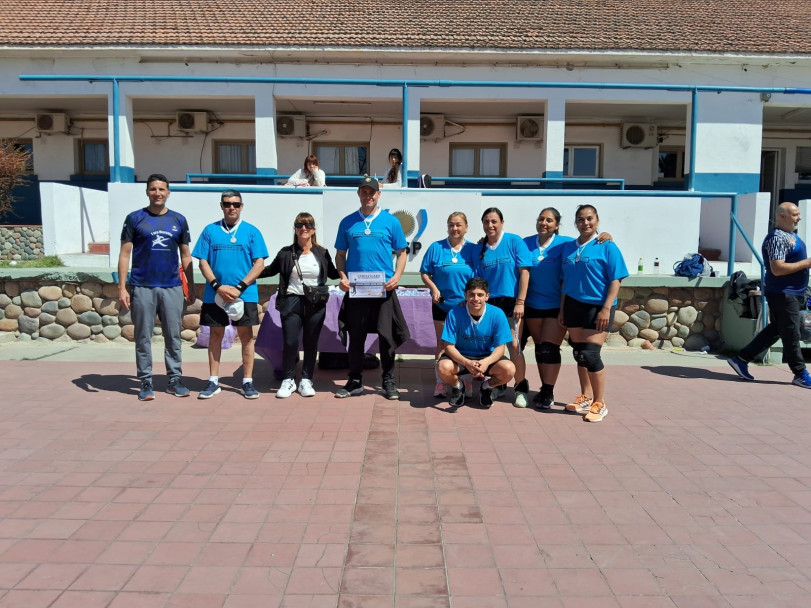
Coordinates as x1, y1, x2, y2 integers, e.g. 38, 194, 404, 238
447, 238, 465, 263
536, 233, 555, 261
358, 207, 381, 235
221, 219, 241, 244
575, 235, 596, 262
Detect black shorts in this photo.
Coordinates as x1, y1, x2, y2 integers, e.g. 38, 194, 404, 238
201, 302, 261, 327
432, 303, 449, 322
439, 353, 508, 377
524, 305, 560, 319
489, 296, 516, 318
562, 295, 615, 331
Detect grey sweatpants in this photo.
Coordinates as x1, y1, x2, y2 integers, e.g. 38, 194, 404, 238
130, 285, 184, 382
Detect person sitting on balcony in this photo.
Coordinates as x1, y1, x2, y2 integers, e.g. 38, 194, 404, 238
380, 148, 402, 188
287, 154, 326, 187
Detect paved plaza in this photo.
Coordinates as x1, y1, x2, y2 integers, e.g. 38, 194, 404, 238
0, 341, 809, 607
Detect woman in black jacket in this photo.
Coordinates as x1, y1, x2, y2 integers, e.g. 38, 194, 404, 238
260, 212, 340, 398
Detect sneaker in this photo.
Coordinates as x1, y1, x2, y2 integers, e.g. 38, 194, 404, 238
792, 370, 811, 389
298, 379, 316, 397
533, 391, 554, 410
490, 384, 506, 401
513, 379, 529, 408
584, 401, 608, 422
198, 381, 221, 399
464, 380, 473, 399
383, 379, 400, 401
479, 385, 493, 409
138, 379, 155, 401
728, 356, 754, 381
335, 378, 364, 399
166, 377, 190, 398
449, 384, 465, 407
565, 395, 592, 414
276, 378, 296, 399
241, 382, 259, 399
433, 382, 447, 398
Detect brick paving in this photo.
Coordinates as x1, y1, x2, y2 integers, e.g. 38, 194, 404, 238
0, 350, 810, 607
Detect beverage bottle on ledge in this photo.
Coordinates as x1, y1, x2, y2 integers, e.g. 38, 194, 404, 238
637, 257, 644, 274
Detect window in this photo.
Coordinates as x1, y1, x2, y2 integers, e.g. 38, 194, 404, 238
214, 141, 256, 174
314, 143, 369, 175
658, 147, 685, 180
12, 140, 33, 174
78, 140, 108, 175
449, 144, 505, 177
563, 146, 600, 177
796, 146, 811, 181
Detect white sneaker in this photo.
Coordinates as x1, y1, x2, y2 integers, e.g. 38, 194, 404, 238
513, 391, 528, 408
276, 378, 296, 399
298, 379, 316, 397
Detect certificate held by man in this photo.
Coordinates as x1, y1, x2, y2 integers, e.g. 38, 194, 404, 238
349, 271, 386, 298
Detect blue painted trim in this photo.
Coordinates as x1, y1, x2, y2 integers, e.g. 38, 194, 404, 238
256, 167, 277, 176
118, 166, 135, 183
688, 89, 698, 191
402, 84, 408, 187
112, 79, 120, 183
543, 171, 563, 179
689, 172, 760, 195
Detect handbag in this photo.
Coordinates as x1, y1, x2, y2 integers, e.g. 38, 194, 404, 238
294, 251, 330, 306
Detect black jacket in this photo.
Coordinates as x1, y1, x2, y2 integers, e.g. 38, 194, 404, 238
260, 243, 340, 310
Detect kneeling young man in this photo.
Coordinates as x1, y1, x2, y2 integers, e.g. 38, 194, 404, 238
437, 277, 516, 408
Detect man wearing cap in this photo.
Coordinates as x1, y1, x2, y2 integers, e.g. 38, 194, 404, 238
334, 175, 409, 399
193, 189, 269, 399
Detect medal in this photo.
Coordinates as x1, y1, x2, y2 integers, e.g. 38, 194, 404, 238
222, 219, 241, 244
230, 237, 236, 244
364, 228, 371, 235
359, 208, 381, 236
451, 257, 458, 263
538, 255, 544, 261
446, 238, 465, 266
537, 234, 554, 263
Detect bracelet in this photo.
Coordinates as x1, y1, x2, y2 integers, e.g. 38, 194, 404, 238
515, 299, 525, 305
237, 280, 248, 293
209, 279, 221, 291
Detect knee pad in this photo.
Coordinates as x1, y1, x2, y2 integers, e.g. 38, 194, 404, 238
572, 342, 584, 366
539, 342, 561, 365
578, 343, 604, 372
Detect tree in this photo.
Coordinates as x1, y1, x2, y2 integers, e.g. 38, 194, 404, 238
0, 139, 33, 220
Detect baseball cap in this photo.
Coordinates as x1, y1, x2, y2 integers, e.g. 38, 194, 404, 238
358, 175, 380, 191
214, 293, 245, 322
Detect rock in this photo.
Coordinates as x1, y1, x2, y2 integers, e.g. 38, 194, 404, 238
622, 303, 640, 315
694, 299, 711, 311
55, 308, 78, 326
66, 323, 91, 340
612, 310, 629, 331
17, 333, 31, 342
182, 313, 200, 331
4, 304, 22, 319
118, 309, 132, 325
0, 318, 18, 332
23, 307, 40, 318
102, 315, 118, 326
630, 310, 651, 329
39, 324, 66, 339
620, 322, 639, 340
11, 296, 20, 305
639, 328, 659, 342
666, 312, 677, 325
5, 281, 19, 297
0, 309, 4, 320
703, 328, 719, 342
677, 306, 698, 325
93, 334, 109, 343
61, 284, 77, 298
102, 284, 119, 299
57, 297, 71, 309
78, 311, 102, 326
102, 325, 122, 340
152, 327, 163, 336
121, 325, 135, 341
113, 336, 130, 344
671, 337, 685, 347
641, 340, 655, 350
693, 287, 714, 299
690, 321, 704, 334
38, 285, 63, 301
684, 334, 708, 351
702, 313, 716, 330
605, 333, 627, 347
636, 287, 652, 298
627, 338, 647, 348
654, 340, 673, 350
649, 316, 668, 331
96, 299, 119, 316
38, 312, 55, 326
41, 301, 59, 314
0, 294, 11, 309
645, 295, 669, 314
618, 286, 635, 300
702, 299, 720, 314
181, 329, 197, 341
71, 294, 93, 313
669, 288, 692, 307
659, 326, 678, 340
676, 323, 690, 339
90, 324, 103, 335
17, 315, 39, 334
20, 290, 42, 308
80, 282, 104, 298
185, 299, 202, 314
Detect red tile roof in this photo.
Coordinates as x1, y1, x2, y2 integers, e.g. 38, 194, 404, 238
0, 1, 809, 56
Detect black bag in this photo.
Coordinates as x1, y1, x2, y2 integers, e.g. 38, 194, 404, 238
294, 252, 329, 306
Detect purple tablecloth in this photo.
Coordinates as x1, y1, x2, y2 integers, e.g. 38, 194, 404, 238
255, 289, 437, 372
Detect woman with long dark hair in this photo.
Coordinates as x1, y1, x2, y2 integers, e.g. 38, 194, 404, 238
381, 148, 402, 188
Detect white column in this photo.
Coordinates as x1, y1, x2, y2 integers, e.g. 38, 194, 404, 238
255, 91, 278, 176
108, 93, 135, 182
542, 94, 566, 178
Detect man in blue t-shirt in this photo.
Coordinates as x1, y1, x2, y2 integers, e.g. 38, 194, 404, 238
193, 189, 269, 400
438, 277, 516, 408
118, 174, 195, 401
334, 175, 408, 400
729, 202, 811, 388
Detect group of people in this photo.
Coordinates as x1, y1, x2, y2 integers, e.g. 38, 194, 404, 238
285, 149, 402, 189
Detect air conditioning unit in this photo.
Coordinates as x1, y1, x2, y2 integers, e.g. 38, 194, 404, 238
276, 115, 307, 138
516, 115, 543, 141
176, 111, 209, 133
35, 112, 68, 133
621, 123, 657, 148
419, 114, 444, 139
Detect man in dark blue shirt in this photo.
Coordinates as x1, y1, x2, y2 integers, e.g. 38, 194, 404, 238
728, 202, 811, 388
118, 174, 195, 400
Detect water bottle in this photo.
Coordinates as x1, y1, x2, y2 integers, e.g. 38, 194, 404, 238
654, 257, 660, 274
637, 257, 644, 273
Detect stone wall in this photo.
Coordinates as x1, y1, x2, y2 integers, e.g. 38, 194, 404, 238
0, 226, 44, 261
608, 285, 723, 351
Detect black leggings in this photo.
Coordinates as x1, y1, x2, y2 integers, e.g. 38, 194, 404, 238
279, 295, 327, 380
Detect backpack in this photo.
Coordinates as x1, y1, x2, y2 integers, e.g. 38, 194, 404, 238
673, 253, 713, 278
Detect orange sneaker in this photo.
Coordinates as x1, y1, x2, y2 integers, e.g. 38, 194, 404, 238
565, 395, 592, 414
584, 401, 608, 423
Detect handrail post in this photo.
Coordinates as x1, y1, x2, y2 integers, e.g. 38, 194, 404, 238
111, 78, 121, 183
728, 194, 738, 276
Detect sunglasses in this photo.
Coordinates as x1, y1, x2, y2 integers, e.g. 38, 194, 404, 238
295, 222, 315, 230
221, 202, 243, 208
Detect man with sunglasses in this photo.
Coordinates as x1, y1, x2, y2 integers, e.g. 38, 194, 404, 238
193, 189, 269, 399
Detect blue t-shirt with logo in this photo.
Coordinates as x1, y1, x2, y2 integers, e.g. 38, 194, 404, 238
441, 303, 513, 358
121, 208, 191, 288
334, 209, 407, 280
561, 239, 628, 306
472, 232, 532, 299
763, 228, 809, 296
192, 220, 269, 303
419, 239, 477, 311
523, 233, 575, 310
